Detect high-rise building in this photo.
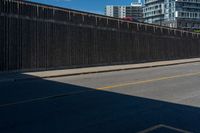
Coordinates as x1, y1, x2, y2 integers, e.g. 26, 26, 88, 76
143, 0, 165, 25
105, 1, 143, 22
162, 0, 200, 30
143, 0, 200, 30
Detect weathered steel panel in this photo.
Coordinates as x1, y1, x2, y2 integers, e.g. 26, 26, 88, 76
0, 0, 200, 72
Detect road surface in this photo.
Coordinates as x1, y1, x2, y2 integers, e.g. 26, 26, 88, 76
1, 62, 200, 133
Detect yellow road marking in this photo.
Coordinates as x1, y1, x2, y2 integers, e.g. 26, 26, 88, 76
0, 90, 93, 108
97, 72, 200, 90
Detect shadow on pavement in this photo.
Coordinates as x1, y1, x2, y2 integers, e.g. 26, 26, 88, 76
0, 73, 199, 133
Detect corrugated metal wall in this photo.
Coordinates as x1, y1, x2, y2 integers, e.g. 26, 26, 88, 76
0, 0, 200, 72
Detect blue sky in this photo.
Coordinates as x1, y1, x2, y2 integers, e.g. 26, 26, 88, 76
30, 0, 139, 14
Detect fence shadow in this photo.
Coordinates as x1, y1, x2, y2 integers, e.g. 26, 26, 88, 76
0, 73, 200, 133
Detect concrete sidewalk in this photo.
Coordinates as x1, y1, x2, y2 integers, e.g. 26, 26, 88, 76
1, 58, 200, 82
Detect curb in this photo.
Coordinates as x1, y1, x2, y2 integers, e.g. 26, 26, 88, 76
1, 59, 200, 83
36, 60, 200, 79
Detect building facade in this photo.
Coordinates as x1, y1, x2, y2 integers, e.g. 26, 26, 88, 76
163, 0, 200, 30
143, 0, 200, 30
105, 1, 143, 22
143, 0, 165, 25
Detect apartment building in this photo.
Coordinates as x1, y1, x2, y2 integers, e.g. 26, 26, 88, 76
143, 0, 200, 30
105, 1, 143, 22
143, 0, 165, 24
163, 0, 200, 30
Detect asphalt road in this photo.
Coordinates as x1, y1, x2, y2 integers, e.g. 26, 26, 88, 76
1, 62, 200, 133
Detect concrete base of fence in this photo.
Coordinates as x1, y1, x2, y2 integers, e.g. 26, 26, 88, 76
1, 57, 200, 83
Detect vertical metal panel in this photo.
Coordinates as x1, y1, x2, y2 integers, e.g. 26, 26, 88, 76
0, 0, 200, 72
0, 16, 6, 71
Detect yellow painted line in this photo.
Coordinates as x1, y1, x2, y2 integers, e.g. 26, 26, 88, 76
0, 90, 93, 108
97, 72, 200, 90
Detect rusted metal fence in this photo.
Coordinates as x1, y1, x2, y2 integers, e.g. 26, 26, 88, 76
0, 0, 200, 72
